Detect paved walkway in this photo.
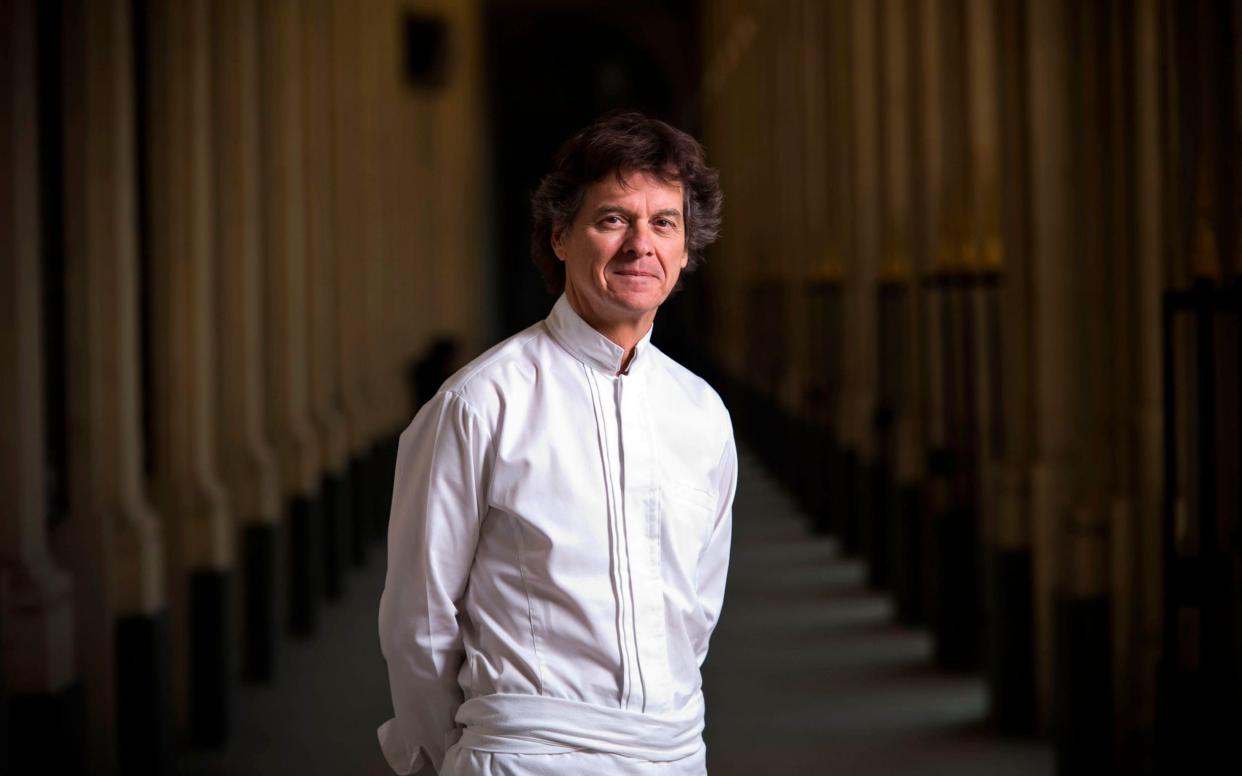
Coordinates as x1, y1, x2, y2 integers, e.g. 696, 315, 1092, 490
181, 445, 1052, 775
700, 449, 1051, 775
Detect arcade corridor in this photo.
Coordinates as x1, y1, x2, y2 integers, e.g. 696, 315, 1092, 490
4, 0, 1240, 774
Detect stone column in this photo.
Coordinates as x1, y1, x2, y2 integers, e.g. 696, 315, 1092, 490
915, 0, 949, 631
1, 1, 77, 768
331, 0, 376, 568
798, 0, 837, 532
965, 0, 1011, 706
301, 0, 351, 601
140, 0, 234, 745
57, 1, 169, 771
879, 0, 923, 615
843, 0, 880, 558
430, 0, 491, 354
1129, 0, 1165, 753
1026, 0, 1070, 732
358, 0, 402, 542
818, 0, 853, 543
991, 0, 1038, 735
929, 0, 985, 673
212, 0, 283, 680
1027, 3, 1113, 758
259, 0, 323, 635
777, 0, 808, 418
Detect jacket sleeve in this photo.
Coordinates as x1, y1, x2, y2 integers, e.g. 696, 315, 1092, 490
378, 390, 491, 774
693, 427, 738, 668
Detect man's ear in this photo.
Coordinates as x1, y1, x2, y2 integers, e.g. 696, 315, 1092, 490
551, 226, 567, 262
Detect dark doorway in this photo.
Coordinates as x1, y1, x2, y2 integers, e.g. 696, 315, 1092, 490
484, 0, 708, 367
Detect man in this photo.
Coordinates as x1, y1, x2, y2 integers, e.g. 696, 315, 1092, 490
378, 112, 737, 775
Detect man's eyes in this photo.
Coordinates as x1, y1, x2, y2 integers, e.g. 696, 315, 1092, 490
598, 215, 680, 229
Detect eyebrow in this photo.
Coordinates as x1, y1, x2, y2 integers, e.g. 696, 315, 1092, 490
590, 205, 683, 221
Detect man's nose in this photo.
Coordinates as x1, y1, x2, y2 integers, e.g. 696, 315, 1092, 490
622, 221, 655, 257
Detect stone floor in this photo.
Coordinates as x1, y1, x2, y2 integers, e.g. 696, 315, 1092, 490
179, 446, 1052, 775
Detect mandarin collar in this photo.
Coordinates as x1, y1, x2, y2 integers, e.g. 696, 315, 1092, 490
546, 294, 654, 377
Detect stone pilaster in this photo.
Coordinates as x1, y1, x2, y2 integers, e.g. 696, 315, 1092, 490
58, 1, 169, 771
212, 0, 283, 681
140, 0, 234, 745
1027, 7, 1116, 765
259, 0, 322, 634
843, 0, 880, 560
1130, 0, 1165, 750
301, 0, 351, 601
329, 0, 376, 568
1, 1, 78, 768
877, 0, 923, 612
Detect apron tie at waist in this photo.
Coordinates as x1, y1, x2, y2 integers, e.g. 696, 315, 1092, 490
454, 693, 705, 761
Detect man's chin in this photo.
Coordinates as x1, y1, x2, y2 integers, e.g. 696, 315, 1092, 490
605, 291, 667, 316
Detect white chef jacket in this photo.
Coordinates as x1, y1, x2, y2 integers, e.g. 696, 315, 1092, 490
378, 295, 737, 774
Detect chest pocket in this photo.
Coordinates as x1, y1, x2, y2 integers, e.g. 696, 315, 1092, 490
664, 482, 718, 555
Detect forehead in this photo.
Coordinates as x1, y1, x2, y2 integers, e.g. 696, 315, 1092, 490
582, 170, 684, 209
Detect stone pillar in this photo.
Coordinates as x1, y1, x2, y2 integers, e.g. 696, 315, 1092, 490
1129, 0, 1165, 755
991, 0, 1038, 736
430, 0, 491, 354
930, 0, 986, 673
331, 0, 376, 568
1026, 0, 1072, 733
301, 0, 351, 602
212, 0, 283, 681
1, 1, 78, 768
965, 0, 1013, 714
1027, 5, 1114, 766
798, 0, 837, 532
358, 0, 403, 542
57, 1, 170, 771
818, 0, 853, 544
259, 0, 322, 636
915, 0, 950, 631
776, 1, 808, 418
301, 0, 352, 598
139, 0, 234, 745
878, 0, 922, 614
843, 0, 880, 559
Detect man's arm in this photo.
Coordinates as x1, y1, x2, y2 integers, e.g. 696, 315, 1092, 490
378, 390, 490, 774
694, 431, 738, 667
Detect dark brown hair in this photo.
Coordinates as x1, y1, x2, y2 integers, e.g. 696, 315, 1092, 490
530, 112, 723, 293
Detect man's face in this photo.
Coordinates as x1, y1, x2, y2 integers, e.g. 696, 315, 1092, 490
552, 170, 689, 332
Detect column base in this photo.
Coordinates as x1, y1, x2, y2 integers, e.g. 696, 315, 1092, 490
1054, 595, 1113, 775
242, 523, 278, 681
320, 470, 347, 600
865, 460, 892, 590
370, 434, 400, 540
189, 570, 230, 747
348, 454, 370, 567
990, 548, 1036, 734
933, 505, 983, 671
834, 448, 861, 555
890, 482, 925, 625
288, 492, 322, 637
7, 682, 85, 775
116, 611, 174, 776
808, 427, 835, 536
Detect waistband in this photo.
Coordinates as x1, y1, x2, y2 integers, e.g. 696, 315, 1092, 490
454, 693, 705, 762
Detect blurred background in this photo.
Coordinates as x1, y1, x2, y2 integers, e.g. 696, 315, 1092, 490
2, 0, 1240, 774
